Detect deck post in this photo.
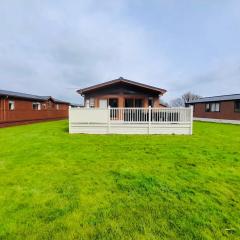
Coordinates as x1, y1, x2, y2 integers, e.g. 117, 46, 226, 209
108, 106, 111, 134
190, 105, 193, 135
148, 106, 151, 134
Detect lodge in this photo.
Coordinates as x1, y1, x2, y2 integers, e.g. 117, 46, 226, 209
187, 94, 240, 123
0, 90, 69, 127
69, 77, 193, 135
77, 77, 167, 108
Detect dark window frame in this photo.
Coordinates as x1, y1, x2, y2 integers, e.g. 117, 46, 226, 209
234, 100, 240, 113
109, 98, 118, 108
124, 98, 144, 108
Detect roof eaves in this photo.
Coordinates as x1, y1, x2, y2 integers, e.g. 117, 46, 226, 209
187, 94, 240, 103
77, 78, 167, 95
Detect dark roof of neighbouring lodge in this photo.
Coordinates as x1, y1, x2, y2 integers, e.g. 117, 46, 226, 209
0, 89, 69, 104
187, 94, 240, 104
77, 77, 167, 95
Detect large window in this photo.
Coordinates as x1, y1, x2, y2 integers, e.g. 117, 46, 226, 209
125, 98, 143, 107
205, 102, 220, 112
9, 100, 15, 110
235, 100, 240, 112
135, 99, 143, 107
32, 102, 41, 110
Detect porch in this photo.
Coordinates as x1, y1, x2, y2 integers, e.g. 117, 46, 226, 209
69, 107, 193, 135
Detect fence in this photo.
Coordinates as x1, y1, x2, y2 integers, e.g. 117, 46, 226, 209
69, 106, 193, 135
0, 109, 68, 127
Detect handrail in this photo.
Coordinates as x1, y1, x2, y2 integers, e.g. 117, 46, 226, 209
109, 107, 192, 123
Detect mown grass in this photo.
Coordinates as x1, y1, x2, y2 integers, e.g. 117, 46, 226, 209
0, 120, 239, 239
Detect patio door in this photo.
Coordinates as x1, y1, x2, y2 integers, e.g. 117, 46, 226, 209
109, 98, 118, 108
99, 99, 108, 108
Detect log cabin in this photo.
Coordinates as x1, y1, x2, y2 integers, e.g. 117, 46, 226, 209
0, 90, 69, 127
77, 77, 167, 108
187, 94, 240, 123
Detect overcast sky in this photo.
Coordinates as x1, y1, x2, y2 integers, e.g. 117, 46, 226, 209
0, 0, 240, 103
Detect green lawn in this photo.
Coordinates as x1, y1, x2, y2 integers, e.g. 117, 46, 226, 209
0, 121, 239, 240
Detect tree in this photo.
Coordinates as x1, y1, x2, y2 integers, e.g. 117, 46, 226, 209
170, 92, 201, 107
182, 92, 202, 103
170, 98, 184, 107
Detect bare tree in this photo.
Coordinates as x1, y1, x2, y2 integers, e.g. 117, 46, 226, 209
182, 92, 201, 104
170, 98, 184, 107
170, 92, 201, 107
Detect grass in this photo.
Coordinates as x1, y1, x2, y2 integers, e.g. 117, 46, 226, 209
0, 120, 239, 240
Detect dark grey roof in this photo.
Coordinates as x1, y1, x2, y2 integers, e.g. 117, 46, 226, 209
0, 89, 69, 104
187, 94, 240, 103
77, 77, 167, 95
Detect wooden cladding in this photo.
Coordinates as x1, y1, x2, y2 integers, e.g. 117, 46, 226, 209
0, 98, 69, 126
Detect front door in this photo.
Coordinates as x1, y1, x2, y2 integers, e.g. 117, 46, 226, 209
99, 99, 108, 108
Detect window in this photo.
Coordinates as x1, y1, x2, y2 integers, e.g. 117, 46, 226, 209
148, 97, 153, 107
56, 104, 59, 110
42, 104, 46, 109
205, 103, 210, 112
235, 100, 240, 112
125, 99, 134, 107
90, 98, 95, 108
205, 102, 220, 112
85, 99, 90, 108
32, 102, 41, 110
135, 99, 143, 107
9, 100, 15, 110
109, 98, 118, 108
125, 98, 144, 107
99, 99, 107, 108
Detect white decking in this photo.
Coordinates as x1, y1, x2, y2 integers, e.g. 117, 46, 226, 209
69, 107, 193, 135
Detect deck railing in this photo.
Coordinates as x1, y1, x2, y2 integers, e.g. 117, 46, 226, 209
110, 107, 191, 123
69, 106, 193, 135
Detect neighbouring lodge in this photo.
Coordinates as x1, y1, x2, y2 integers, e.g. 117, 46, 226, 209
187, 94, 240, 122
77, 77, 167, 108
0, 90, 69, 127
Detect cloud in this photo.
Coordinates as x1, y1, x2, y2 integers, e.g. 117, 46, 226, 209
0, 0, 240, 104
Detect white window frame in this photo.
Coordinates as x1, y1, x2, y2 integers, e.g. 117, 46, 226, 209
32, 102, 41, 110
206, 102, 220, 112
56, 104, 59, 110
9, 100, 15, 110
85, 99, 90, 108
90, 98, 95, 108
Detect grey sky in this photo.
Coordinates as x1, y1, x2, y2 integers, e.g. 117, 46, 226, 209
0, 0, 240, 103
